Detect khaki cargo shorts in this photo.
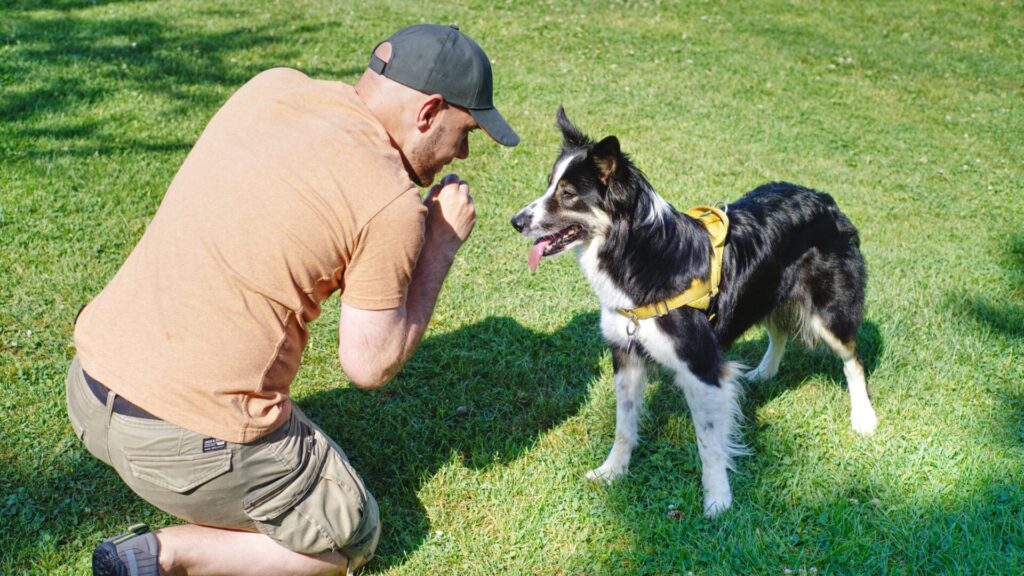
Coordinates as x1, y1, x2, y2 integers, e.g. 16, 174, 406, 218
66, 356, 380, 567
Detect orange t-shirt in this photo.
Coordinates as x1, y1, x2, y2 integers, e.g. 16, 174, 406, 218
74, 68, 426, 443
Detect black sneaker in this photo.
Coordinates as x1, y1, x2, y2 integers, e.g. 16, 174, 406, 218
92, 524, 160, 576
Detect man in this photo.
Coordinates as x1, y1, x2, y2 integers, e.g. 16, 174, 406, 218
67, 24, 518, 576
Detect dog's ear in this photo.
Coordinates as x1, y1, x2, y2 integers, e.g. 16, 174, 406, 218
593, 136, 620, 186
556, 106, 590, 148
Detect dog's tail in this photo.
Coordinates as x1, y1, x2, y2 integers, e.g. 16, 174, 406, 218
721, 360, 752, 470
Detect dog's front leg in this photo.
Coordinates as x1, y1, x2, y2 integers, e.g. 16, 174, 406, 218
676, 364, 743, 517
587, 346, 647, 483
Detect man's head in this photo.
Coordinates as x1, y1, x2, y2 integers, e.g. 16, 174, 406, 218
356, 24, 519, 186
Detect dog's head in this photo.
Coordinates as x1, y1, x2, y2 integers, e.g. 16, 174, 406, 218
511, 107, 632, 272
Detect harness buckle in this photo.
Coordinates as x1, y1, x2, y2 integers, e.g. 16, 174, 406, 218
654, 301, 669, 317
707, 294, 720, 323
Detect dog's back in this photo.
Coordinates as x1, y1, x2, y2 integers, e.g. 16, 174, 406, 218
714, 182, 867, 349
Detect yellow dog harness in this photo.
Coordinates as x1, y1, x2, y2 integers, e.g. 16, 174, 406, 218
618, 205, 729, 325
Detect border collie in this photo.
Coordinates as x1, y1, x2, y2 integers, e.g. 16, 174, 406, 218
511, 108, 878, 517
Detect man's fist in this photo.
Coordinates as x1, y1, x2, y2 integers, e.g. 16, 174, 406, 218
424, 173, 476, 249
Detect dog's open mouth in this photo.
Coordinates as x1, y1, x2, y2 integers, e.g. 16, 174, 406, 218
528, 225, 583, 272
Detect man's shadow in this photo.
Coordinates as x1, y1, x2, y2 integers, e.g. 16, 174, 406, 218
298, 312, 603, 570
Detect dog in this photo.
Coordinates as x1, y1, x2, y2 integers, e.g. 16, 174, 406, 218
511, 108, 878, 517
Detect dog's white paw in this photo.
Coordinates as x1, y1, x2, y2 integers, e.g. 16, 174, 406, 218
743, 368, 763, 381
743, 366, 776, 382
586, 465, 626, 484
703, 491, 733, 518
851, 407, 878, 436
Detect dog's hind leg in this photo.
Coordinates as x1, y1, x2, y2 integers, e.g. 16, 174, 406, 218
744, 318, 788, 381
587, 346, 647, 483
810, 315, 878, 435
675, 363, 744, 517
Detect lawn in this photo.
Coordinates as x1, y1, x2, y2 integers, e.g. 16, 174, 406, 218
1, 0, 1022, 574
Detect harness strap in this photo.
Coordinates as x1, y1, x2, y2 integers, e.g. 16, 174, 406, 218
618, 205, 729, 322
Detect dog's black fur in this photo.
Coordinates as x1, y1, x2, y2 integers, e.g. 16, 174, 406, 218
512, 108, 877, 516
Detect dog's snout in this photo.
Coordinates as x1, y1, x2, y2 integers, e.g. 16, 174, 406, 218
511, 210, 530, 233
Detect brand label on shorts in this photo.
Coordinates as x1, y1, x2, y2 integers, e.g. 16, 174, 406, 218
202, 438, 227, 452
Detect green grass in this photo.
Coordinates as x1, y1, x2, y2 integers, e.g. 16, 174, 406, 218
2, 0, 1022, 574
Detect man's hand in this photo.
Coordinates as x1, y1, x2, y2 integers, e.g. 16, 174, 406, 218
423, 173, 476, 252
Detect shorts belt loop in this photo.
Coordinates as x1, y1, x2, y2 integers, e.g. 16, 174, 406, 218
104, 389, 116, 429
103, 388, 117, 463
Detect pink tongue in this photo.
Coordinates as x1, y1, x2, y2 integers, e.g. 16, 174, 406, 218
528, 239, 552, 272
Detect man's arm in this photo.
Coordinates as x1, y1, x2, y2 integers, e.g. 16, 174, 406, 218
337, 174, 475, 388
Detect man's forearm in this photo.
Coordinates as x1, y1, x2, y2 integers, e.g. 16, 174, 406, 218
340, 174, 474, 388
342, 170, 473, 385
337, 242, 454, 389
400, 234, 459, 359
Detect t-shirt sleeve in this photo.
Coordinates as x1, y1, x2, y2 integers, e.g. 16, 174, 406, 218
341, 189, 427, 310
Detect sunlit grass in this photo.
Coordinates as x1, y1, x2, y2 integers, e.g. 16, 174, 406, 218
2, 0, 1022, 574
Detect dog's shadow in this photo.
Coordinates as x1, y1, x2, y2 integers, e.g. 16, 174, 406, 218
298, 312, 603, 571
958, 234, 1024, 342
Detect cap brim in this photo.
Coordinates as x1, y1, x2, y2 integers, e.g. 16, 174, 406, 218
470, 107, 520, 147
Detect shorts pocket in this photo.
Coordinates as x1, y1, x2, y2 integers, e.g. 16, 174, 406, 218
304, 450, 377, 558
243, 428, 376, 556
243, 423, 323, 521
124, 448, 233, 494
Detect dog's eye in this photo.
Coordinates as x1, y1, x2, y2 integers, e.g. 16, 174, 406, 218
560, 186, 576, 200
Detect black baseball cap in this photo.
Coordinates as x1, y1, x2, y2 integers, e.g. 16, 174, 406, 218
369, 24, 520, 147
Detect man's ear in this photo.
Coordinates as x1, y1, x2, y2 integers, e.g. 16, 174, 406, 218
373, 42, 393, 66
593, 136, 620, 186
416, 94, 446, 132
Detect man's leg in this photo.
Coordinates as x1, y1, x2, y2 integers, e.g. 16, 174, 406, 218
156, 525, 347, 576
67, 358, 380, 576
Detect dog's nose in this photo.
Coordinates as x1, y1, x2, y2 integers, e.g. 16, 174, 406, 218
511, 211, 530, 233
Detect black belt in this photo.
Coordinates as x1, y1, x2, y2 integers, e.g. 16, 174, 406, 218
83, 370, 161, 420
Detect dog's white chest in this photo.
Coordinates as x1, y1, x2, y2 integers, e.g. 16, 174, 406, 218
576, 241, 634, 310
599, 309, 684, 371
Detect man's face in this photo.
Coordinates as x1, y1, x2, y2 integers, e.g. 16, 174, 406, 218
408, 103, 478, 186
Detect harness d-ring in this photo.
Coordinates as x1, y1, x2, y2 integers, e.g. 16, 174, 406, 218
624, 311, 640, 337
623, 310, 640, 354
